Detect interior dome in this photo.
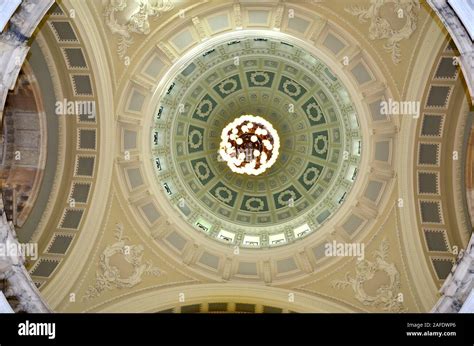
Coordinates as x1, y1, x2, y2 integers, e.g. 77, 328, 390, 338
151, 35, 362, 248
1, 0, 473, 318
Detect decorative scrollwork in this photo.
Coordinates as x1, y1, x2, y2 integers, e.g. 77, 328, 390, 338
83, 223, 162, 300
104, 0, 174, 60
331, 239, 406, 312
194, 161, 210, 180
245, 197, 265, 212
314, 135, 328, 155
196, 99, 213, 118
218, 78, 238, 95
215, 186, 233, 203
345, 0, 420, 64
282, 80, 302, 97
250, 71, 270, 86
305, 102, 323, 122
188, 129, 203, 149
277, 190, 297, 206
303, 167, 320, 185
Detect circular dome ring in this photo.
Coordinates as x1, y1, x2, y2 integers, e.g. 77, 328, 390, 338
148, 31, 365, 248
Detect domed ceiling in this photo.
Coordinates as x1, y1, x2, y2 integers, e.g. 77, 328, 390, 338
152, 35, 361, 248
11, 0, 472, 314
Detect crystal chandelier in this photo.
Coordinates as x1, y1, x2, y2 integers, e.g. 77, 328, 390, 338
219, 115, 280, 176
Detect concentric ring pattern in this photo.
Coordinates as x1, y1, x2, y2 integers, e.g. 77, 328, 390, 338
151, 36, 362, 248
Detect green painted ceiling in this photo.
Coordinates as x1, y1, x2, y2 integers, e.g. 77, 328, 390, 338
152, 36, 362, 248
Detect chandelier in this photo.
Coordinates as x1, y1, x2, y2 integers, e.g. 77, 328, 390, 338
219, 115, 280, 176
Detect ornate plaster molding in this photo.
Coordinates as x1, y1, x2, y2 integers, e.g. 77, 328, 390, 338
345, 0, 420, 64
103, 0, 174, 60
83, 223, 163, 300
331, 239, 406, 312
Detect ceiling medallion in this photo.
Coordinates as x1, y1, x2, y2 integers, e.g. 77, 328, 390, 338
219, 115, 280, 176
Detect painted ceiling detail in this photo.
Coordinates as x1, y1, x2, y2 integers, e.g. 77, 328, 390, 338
23, 0, 472, 313
83, 223, 163, 300
345, 0, 421, 64
331, 238, 406, 312
104, 0, 174, 60
151, 36, 362, 248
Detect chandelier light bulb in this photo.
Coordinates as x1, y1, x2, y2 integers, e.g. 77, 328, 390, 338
219, 115, 280, 176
